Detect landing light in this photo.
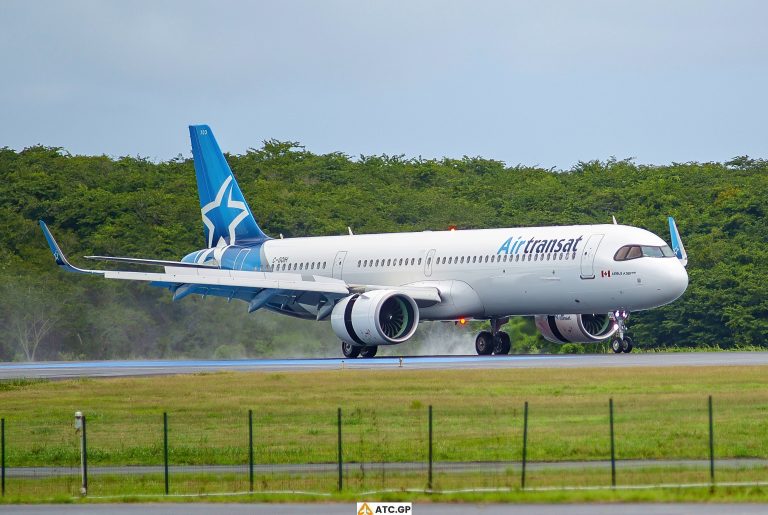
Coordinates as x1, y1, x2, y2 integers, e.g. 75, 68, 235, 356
459, 318, 466, 325
449, 225, 457, 231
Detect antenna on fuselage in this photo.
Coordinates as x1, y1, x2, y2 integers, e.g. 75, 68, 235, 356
612, 215, 618, 225
348, 227, 354, 236
279, 233, 284, 239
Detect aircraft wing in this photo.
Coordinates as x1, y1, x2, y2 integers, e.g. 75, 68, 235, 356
40, 221, 442, 317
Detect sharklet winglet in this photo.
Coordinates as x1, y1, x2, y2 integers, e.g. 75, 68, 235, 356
39, 221, 104, 275
668, 216, 688, 267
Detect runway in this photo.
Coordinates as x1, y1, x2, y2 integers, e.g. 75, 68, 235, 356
1, 352, 766, 379
2, 504, 768, 515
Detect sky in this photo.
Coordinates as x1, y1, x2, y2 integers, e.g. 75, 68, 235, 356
1, 0, 766, 169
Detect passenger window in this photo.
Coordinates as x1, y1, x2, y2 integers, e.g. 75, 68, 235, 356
472, 256, 477, 263
418, 258, 422, 265
427, 258, 431, 265
399, 258, 403, 266
460, 256, 465, 264
411, 258, 415, 265
515, 255, 519, 262
323, 262, 327, 269
387, 259, 391, 266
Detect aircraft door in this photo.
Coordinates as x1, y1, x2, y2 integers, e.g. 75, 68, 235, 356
580, 234, 604, 279
332, 251, 347, 279
424, 249, 436, 277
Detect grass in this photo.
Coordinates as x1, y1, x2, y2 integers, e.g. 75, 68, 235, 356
1, 365, 768, 502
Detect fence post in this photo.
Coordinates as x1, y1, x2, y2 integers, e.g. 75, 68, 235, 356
708, 395, 715, 487
428, 405, 433, 491
609, 398, 616, 488
521, 401, 528, 490
248, 409, 254, 493
1, 417, 5, 497
163, 412, 169, 495
81, 414, 88, 496
337, 407, 343, 491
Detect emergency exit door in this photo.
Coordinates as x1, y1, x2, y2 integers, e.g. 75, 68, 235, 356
579, 234, 604, 279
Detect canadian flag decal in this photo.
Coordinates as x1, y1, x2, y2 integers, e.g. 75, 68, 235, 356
601, 270, 611, 278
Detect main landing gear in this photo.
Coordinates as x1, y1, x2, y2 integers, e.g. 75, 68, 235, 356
610, 310, 634, 354
341, 341, 378, 359
476, 317, 511, 356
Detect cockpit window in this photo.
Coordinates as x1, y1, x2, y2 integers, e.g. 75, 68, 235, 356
614, 244, 676, 261
659, 245, 676, 257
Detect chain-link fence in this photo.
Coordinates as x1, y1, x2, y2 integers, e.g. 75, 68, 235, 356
2, 395, 767, 499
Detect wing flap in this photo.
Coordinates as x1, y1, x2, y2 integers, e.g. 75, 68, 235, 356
104, 269, 352, 295
349, 284, 442, 303
86, 255, 218, 269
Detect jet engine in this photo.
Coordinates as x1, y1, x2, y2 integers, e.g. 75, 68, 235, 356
534, 314, 618, 344
331, 290, 419, 346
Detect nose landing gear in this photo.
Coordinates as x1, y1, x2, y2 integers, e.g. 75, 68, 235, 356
475, 317, 511, 356
610, 310, 634, 353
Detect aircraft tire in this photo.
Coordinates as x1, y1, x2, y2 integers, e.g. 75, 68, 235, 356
341, 341, 361, 358
622, 336, 634, 353
475, 331, 494, 356
611, 337, 623, 354
360, 346, 378, 358
493, 332, 511, 355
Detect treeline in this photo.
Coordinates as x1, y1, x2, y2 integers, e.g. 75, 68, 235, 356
0, 142, 766, 361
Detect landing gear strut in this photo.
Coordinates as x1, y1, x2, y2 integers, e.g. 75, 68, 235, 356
610, 310, 634, 354
476, 317, 511, 356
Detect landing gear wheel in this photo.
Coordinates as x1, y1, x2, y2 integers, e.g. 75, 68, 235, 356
493, 332, 511, 355
611, 337, 623, 354
475, 331, 494, 356
341, 341, 360, 358
621, 336, 634, 353
360, 346, 378, 358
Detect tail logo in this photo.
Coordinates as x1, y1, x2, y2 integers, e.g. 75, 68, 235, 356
201, 176, 249, 247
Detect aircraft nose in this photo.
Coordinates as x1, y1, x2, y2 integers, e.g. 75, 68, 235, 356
667, 262, 689, 301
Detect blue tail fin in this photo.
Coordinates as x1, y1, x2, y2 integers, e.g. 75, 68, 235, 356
189, 125, 268, 247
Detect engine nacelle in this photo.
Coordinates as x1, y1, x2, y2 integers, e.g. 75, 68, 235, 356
535, 314, 618, 344
331, 290, 419, 346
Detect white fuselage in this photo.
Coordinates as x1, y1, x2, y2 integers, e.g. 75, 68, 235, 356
256, 223, 688, 320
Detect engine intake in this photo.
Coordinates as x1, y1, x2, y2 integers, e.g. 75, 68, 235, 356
535, 313, 618, 344
331, 290, 419, 346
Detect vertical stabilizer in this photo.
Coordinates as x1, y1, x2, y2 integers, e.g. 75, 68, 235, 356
189, 125, 268, 247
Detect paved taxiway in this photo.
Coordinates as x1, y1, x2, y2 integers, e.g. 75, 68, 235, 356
0, 352, 766, 379
3, 504, 768, 515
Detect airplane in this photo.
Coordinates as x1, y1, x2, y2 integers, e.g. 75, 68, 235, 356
40, 125, 689, 358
